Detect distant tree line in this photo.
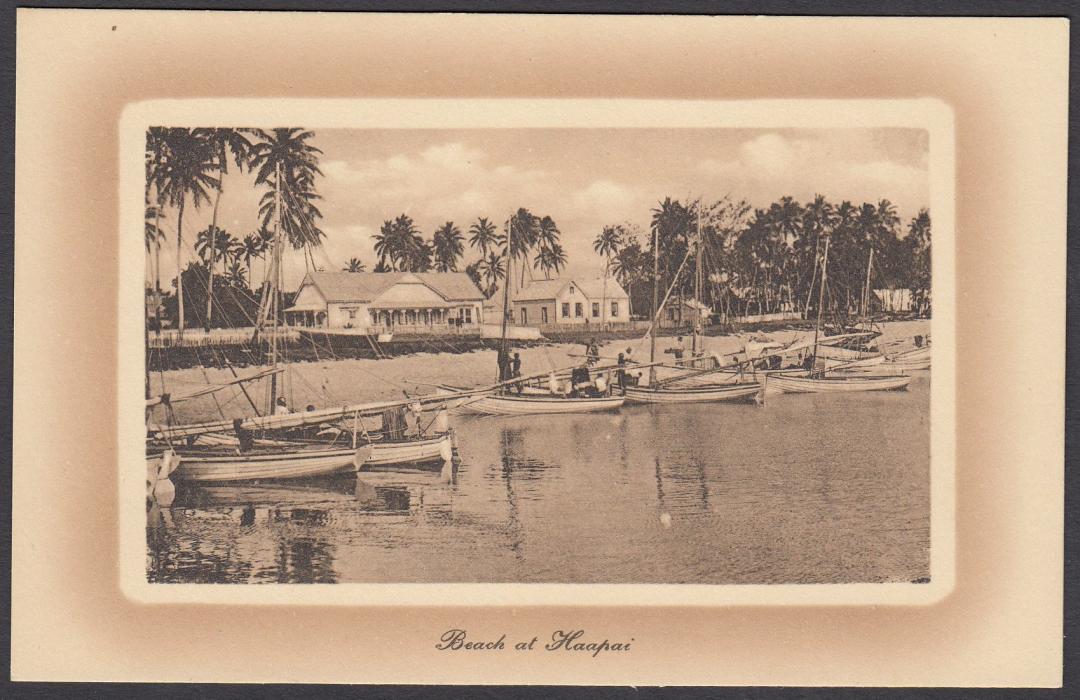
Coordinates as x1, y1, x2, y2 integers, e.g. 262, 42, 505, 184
593, 195, 931, 323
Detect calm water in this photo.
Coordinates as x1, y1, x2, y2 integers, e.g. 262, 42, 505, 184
147, 373, 930, 585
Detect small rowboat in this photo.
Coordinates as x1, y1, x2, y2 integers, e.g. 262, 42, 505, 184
458, 393, 625, 416
885, 345, 931, 371
624, 382, 762, 404
820, 353, 885, 369
765, 372, 912, 394
169, 432, 454, 483
815, 344, 881, 362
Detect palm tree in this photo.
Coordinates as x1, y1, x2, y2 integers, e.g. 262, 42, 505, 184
477, 250, 506, 298
800, 194, 836, 315
225, 260, 248, 289
594, 225, 624, 325
468, 217, 500, 257
144, 204, 166, 318
194, 226, 235, 266
249, 128, 324, 280
373, 214, 426, 271
144, 205, 166, 253
373, 219, 395, 271
343, 257, 366, 273
153, 128, 220, 338
241, 232, 267, 283
194, 128, 254, 329
432, 221, 465, 272
611, 241, 644, 317
533, 241, 567, 280
464, 261, 484, 294
536, 215, 561, 251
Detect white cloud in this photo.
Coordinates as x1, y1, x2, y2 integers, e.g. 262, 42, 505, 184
571, 179, 637, 221
697, 132, 928, 218
419, 142, 485, 170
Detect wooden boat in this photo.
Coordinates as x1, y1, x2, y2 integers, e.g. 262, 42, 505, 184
624, 382, 761, 404
764, 372, 912, 394
169, 432, 454, 483
458, 392, 625, 416
819, 353, 885, 369
146, 449, 180, 503
885, 345, 931, 370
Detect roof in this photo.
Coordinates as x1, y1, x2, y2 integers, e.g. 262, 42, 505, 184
513, 277, 629, 302
297, 271, 484, 304
513, 279, 565, 302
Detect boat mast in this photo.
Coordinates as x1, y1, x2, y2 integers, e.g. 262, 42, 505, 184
649, 221, 659, 386
692, 201, 702, 357
811, 232, 831, 370
498, 216, 512, 383
268, 159, 283, 411
861, 247, 874, 320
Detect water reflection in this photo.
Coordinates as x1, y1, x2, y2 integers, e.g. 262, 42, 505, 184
148, 374, 931, 584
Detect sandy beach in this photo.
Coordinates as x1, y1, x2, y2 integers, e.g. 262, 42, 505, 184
150, 319, 930, 425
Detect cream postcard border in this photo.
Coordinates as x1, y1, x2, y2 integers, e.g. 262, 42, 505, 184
119, 98, 955, 607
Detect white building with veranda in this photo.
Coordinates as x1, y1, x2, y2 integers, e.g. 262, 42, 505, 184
285, 271, 485, 333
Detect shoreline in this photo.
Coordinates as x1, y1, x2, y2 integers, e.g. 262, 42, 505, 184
150, 318, 931, 425
146, 314, 928, 371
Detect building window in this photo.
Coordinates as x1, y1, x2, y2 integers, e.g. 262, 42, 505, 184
347, 308, 357, 320
463, 307, 472, 324
569, 285, 575, 295
611, 302, 619, 318
541, 307, 548, 324
591, 302, 600, 318
561, 302, 570, 318
575, 302, 583, 318
520, 308, 528, 325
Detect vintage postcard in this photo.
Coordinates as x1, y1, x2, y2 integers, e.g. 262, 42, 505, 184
12, 10, 1065, 686
123, 97, 955, 607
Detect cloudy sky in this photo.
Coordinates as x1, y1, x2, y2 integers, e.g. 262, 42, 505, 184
154, 127, 929, 290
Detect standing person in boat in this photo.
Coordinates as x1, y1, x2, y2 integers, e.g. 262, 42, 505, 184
665, 337, 686, 365
496, 346, 511, 383
586, 339, 600, 366
510, 352, 523, 394
274, 396, 291, 415
616, 351, 627, 390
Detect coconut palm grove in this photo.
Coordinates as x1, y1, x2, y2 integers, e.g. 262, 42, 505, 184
145, 127, 930, 334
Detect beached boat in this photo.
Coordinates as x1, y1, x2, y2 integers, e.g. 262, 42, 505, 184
764, 372, 911, 394
624, 382, 761, 404
168, 432, 454, 483
819, 353, 885, 369
458, 393, 625, 416
885, 345, 931, 371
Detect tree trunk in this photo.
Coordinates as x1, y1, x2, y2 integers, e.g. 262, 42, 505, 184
205, 188, 223, 331
176, 198, 185, 339
153, 201, 162, 336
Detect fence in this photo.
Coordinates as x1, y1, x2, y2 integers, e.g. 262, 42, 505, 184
728, 311, 804, 324
146, 326, 298, 348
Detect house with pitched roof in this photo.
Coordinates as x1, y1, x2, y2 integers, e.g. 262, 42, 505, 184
285, 271, 485, 332
510, 277, 630, 328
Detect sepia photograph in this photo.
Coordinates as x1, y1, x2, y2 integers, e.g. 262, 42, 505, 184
140, 114, 939, 589
13, 9, 1066, 687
